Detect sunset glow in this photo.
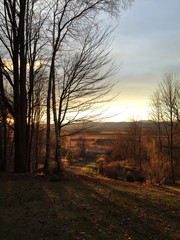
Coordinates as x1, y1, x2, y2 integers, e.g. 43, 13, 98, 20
107, 0, 180, 121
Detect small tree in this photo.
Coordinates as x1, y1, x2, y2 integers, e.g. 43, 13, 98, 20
126, 120, 144, 171
143, 138, 170, 184
110, 134, 129, 161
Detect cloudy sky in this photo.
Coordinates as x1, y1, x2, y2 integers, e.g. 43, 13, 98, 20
104, 0, 180, 121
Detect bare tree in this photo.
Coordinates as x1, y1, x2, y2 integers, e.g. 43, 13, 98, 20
149, 90, 163, 153
44, 0, 134, 174
149, 73, 180, 183
110, 133, 129, 161
143, 137, 170, 184
27, 68, 47, 171
0, 0, 134, 173
0, 0, 27, 172
0, 0, 47, 172
126, 120, 144, 171
0, 72, 7, 171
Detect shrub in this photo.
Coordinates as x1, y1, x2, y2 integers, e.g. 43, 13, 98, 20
143, 139, 171, 184
126, 173, 134, 182
136, 175, 146, 183
66, 151, 74, 165
104, 166, 119, 179
96, 154, 108, 174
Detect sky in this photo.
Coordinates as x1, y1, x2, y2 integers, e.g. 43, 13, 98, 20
103, 0, 180, 122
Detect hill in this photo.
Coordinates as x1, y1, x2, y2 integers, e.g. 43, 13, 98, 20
0, 172, 179, 240
63, 121, 153, 133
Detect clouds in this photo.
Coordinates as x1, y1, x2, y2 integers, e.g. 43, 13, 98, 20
118, 0, 180, 36
107, 0, 180, 121
115, 0, 180, 61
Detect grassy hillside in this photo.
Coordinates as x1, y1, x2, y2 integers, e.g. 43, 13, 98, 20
0, 173, 179, 240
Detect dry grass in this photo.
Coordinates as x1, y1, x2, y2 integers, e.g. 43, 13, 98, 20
0, 173, 179, 240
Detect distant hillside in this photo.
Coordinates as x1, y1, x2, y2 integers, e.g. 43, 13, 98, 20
90, 122, 131, 130
63, 121, 153, 133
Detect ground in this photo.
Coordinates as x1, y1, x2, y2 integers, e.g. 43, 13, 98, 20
0, 163, 179, 240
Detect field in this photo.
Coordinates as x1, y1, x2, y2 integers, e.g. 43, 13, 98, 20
0, 170, 179, 240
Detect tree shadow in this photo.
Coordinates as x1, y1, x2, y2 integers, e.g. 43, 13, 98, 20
0, 175, 179, 240
46, 177, 179, 240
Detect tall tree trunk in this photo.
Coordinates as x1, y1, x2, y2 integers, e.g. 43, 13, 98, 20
51, 64, 62, 174
0, 121, 7, 171
44, 65, 53, 173
0, 126, 3, 170
170, 112, 175, 183
35, 122, 40, 170
14, 0, 27, 173
13, 47, 23, 172
0, 79, 7, 171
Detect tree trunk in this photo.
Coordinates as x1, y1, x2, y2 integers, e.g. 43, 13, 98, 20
170, 113, 175, 184
51, 62, 63, 175
44, 65, 52, 174
0, 88, 7, 171
14, 0, 27, 173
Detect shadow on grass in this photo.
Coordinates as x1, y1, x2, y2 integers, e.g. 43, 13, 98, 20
0, 176, 73, 240
46, 177, 179, 240
80, 180, 180, 240
0, 175, 179, 240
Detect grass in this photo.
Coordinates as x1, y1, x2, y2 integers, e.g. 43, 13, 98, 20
81, 162, 97, 175
0, 173, 179, 240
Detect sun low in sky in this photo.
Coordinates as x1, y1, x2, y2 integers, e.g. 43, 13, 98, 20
105, 0, 180, 122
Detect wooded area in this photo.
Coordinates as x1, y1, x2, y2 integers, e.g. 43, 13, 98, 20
0, 0, 133, 174
0, 0, 179, 185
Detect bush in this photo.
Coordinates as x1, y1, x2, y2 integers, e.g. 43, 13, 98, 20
66, 151, 74, 165
136, 175, 146, 183
104, 166, 119, 179
96, 155, 108, 174
126, 174, 134, 182
143, 138, 171, 184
